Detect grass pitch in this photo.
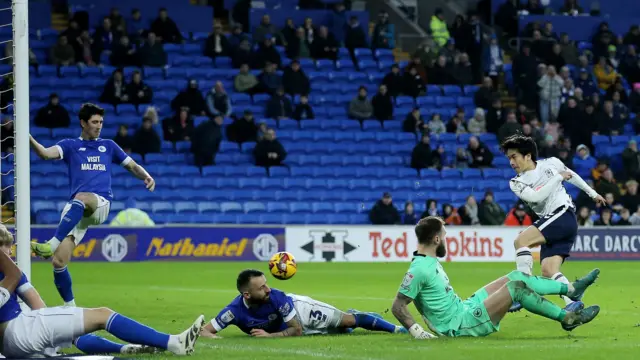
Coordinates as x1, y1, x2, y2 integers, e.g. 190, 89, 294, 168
29, 261, 639, 360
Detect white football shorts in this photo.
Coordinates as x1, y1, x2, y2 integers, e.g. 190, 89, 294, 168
2, 307, 84, 358
288, 294, 344, 335
60, 193, 110, 244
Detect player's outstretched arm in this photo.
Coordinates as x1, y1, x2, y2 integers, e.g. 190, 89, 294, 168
124, 160, 155, 192
392, 293, 436, 339
20, 286, 46, 310
563, 169, 606, 205
29, 135, 61, 160
251, 317, 303, 338
200, 322, 222, 339
510, 173, 564, 203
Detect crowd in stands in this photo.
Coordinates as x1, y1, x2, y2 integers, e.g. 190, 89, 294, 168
9, 0, 640, 227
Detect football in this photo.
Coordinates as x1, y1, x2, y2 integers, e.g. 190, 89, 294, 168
268, 251, 297, 280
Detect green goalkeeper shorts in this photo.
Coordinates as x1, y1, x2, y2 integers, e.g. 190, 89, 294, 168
449, 288, 500, 337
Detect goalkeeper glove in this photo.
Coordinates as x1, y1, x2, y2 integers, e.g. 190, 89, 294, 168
408, 324, 437, 339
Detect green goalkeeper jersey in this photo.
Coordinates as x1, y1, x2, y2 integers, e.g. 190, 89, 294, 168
398, 252, 464, 335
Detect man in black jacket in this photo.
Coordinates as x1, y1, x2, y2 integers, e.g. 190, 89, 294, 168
127, 71, 153, 106
468, 136, 494, 168
265, 87, 293, 120
282, 60, 310, 96
204, 23, 231, 59
312, 26, 339, 60
369, 192, 401, 225
191, 115, 223, 167
253, 128, 287, 167
34, 93, 71, 128
382, 64, 403, 97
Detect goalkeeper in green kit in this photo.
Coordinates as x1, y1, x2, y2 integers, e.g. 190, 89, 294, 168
391, 217, 601, 339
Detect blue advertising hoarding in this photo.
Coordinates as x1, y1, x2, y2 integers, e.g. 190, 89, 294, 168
571, 228, 640, 260
26, 226, 285, 262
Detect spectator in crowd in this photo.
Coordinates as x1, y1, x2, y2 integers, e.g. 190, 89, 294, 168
150, 8, 182, 44
282, 60, 311, 96
538, 65, 564, 124
265, 87, 293, 119
232, 39, 253, 68
441, 203, 462, 225
596, 168, 620, 199
413, 38, 439, 69
293, 95, 315, 120
577, 206, 594, 227
498, 111, 522, 143
403, 107, 427, 133
629, 83, 640, 113
557, 97, 585, 143
234, 64, 259, 94
474, 77, 496, 109
479, 191, 506, 225
512, 43, 538, 109
127, 71, 153, 106
255, 38, 282, 69
482, 35, 503, 83
428, 113, 446, 134
557, 147, 574, 170
458, 195, 480, 225
598, 100, 624, 135
420, 199, 440, 218
372, 11, 395, 49
128, 9, 146, 43
411, 134, 435, 169
344, 15, 368, 54
468, 136, 494, 168
253, 128, 287, 167
559, 34, 579, 66
447, 111, 468, 134
594, 208, 613, 226
163, 107, 193, 142
611, 91, 629, 119
454, 53, 474, 85
132, 116, 161, 156
100, 69, 128, 105
113, 124, 133, 153
258, 62, 282, 95
109, 7, 126, 33
383, 64, 404, 97
204, 23, 230, 59
403, 66, 426, 98
616, 208, 632, 226
561, 0, 583, 14
546, 43, 566, 73
75, 30, 97, 66
495, 0, 520, 38
191, 115, 223, 167
504, 202, 533, 226
206, 81, 233, 118
228, 24, 250, 50
228, 109, 258, 144
253, 14, 284, 45
110, 36, 139, 67
430, 56, 454, 85
61, 20, 81, 48
287, 27, 312, 59
93, 17, 120, 53
281, 18, 297, 46
591, 158, 610, 181
622, 139, 640, 180
50, 35, 75, 66
329, 3, 348, 44
621, 180, 640, 213
449, 15, 470, 54
171, 79, 207, 116
302, 18, 316, 45
139, 32, 167, 67
575, 179, 597, 210
312, 26, 339, 60
369, 192, 400, 225
467, 108, 487, 135
430, 8, 450, 47
34, 93, 70, 129
402, 201, 417, 225
405, 56, 427, 83
560, 79, 575, 103
453, 147, 470, 168
348, 86, 373, 122
630, 206, 640, 225
372, 84, 393, 122
594, 57, 618, 90
576, 68, 598, 98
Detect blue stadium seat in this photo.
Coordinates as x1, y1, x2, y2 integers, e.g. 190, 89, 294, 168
441, 168, 461, 179
461, 168, 482, 179
151, 202, 174, 214
244, 201, 266, 213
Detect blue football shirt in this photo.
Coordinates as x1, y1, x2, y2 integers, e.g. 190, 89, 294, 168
0, 271, 33, 323
211, 288, 296, 335
55, 138, 132, 201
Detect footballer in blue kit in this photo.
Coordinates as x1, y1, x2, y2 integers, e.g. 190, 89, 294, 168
0, 225, 204, 357
29, 103, 155, 306
200, 269, 407, 338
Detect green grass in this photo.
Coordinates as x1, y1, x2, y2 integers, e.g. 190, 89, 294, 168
29, 261, 640, 360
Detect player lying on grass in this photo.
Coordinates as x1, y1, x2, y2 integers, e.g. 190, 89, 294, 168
0, 226, 204, 358
502, 135, 605, 312
29, 103, 155, 306
200, 269, 407, 338
391, 217, 601, 339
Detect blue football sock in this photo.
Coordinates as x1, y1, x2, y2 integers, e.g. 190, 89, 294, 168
74, 334, 124, 354
54, 199, 85, 241
105, 313, 170, 349
354, 313, 397, 333
53, 266, 74, 303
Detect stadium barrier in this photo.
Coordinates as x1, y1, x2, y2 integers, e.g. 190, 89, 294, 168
22, 225, 640, 262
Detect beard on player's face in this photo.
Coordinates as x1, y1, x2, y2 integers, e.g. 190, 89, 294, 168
435, 239, 447, 258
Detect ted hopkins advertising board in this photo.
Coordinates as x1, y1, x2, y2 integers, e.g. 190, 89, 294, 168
25, 226, 285, 262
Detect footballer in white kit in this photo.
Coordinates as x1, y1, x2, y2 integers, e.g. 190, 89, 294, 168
501, 135, 605, 312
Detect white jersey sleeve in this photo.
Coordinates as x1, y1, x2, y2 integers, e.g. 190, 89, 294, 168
510, 175, 563, 203
547, 157, 599, 199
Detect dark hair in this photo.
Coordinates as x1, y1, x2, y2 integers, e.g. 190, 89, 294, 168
236, 269, 264, 293
78, 103, 105, 123
500, 134, 538, 161
415, 216, 444, 245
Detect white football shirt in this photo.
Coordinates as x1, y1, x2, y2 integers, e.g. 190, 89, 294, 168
509, 157, 575, 217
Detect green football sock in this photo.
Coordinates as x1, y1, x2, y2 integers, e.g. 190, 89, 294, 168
507, 281, 567, 322
507, 271, 568, 296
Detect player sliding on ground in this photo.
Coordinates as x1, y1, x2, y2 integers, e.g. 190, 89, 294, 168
501, 135, 605, 312
391, 217, 600, 339
29, 103, 155, 307
200, 269, 407, 338
0, 224, 204, 358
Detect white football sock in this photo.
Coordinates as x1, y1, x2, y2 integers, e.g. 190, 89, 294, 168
48, 237, 61, 252
166, 335, 181, 354
64, 299, 76, 307
552, 272, 574, 305
515, 247, 533, 275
